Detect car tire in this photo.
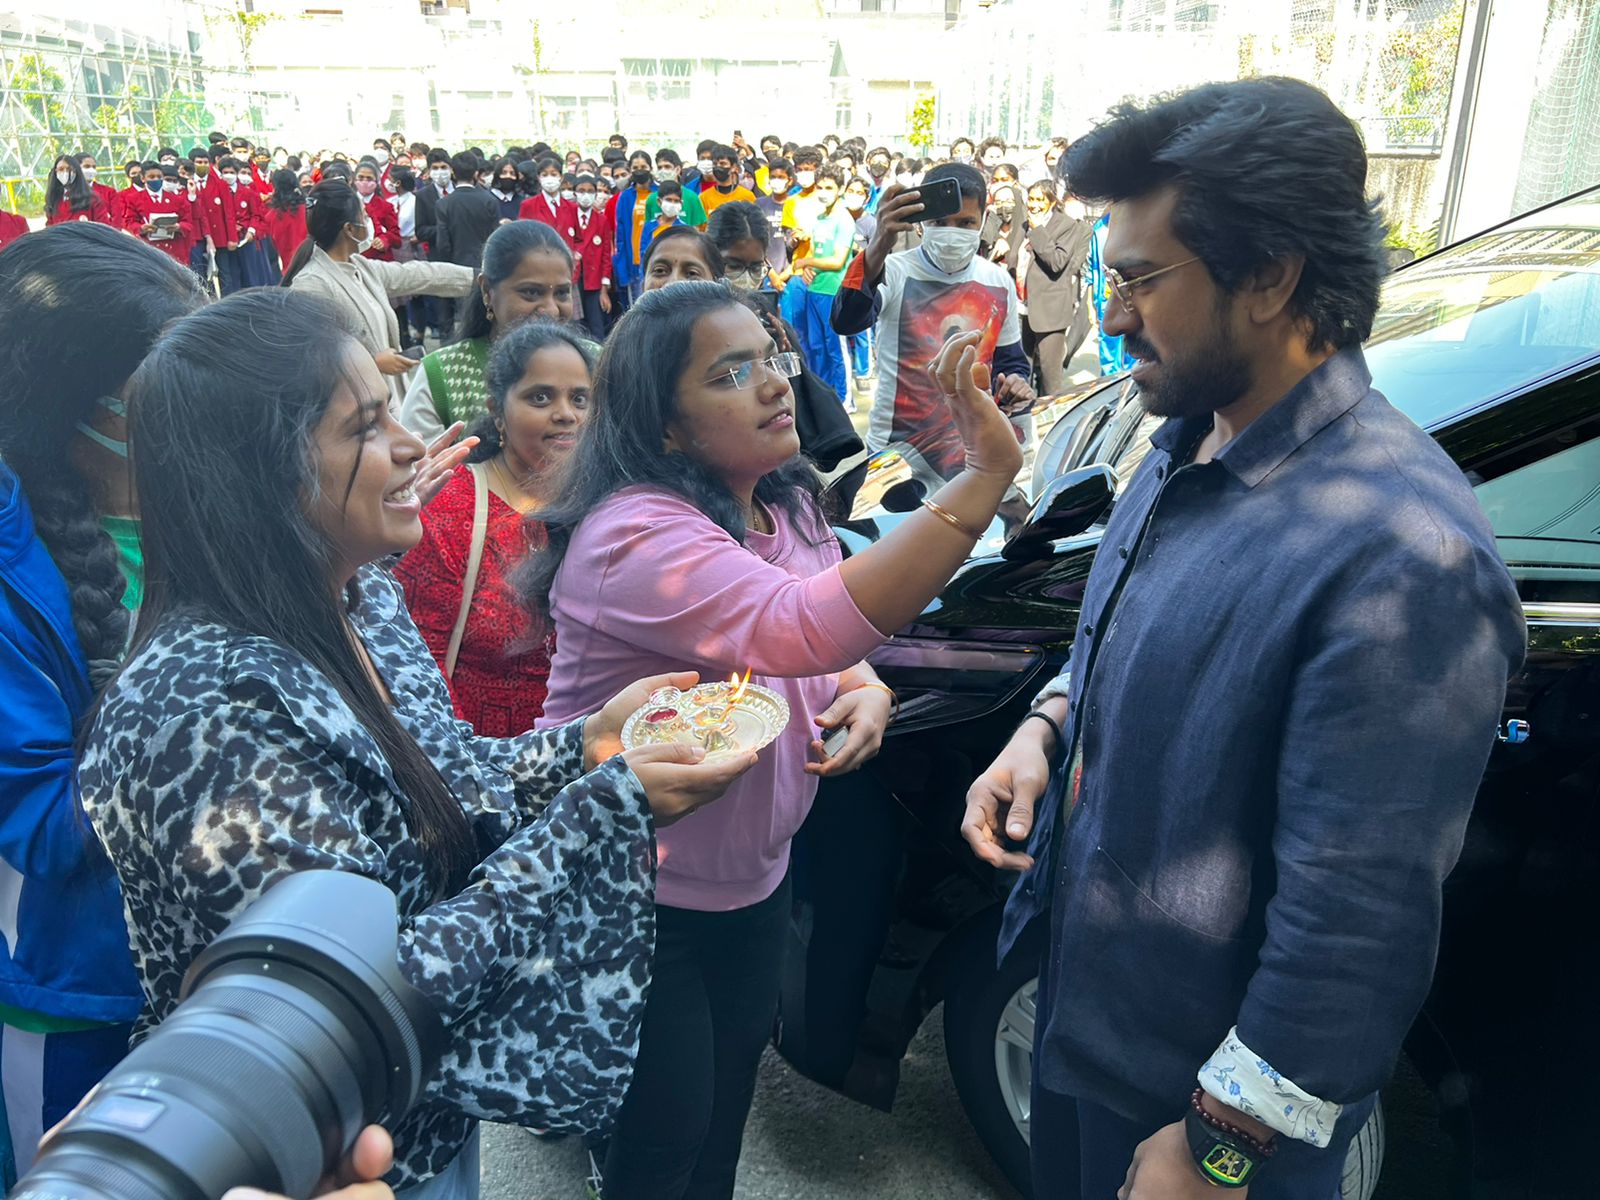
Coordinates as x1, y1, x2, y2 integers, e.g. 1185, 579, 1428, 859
944, 957, 1387, 1200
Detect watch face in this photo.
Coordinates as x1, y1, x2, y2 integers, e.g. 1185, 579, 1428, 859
1199, 1144, 1257, 1187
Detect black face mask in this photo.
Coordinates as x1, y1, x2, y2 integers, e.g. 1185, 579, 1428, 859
712, 165, 733, 184
631, 169, 652, 186
868, 160, 888, 178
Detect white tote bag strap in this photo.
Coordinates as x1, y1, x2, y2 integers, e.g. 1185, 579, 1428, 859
443, 462, 489, 681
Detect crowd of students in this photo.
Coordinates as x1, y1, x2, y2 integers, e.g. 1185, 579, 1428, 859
0, 119, 1042, 1200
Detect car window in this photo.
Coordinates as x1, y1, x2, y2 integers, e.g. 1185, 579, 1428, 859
1366, 226, 1600, 428
1475, 433, 1600, 603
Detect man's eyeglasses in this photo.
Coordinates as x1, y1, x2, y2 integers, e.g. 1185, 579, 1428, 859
708, 352, 802, 390
1104, 256, 1201, 313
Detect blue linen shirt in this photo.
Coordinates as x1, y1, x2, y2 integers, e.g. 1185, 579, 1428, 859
1000, 348, 1526, 1126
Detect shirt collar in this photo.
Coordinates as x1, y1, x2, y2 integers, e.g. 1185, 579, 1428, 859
1148, 346, 1374, 488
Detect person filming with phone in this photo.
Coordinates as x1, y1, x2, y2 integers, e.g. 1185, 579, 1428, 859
831, 161, 1036, 478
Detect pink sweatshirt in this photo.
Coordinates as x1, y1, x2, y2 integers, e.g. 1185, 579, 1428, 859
538, 486, 885, 911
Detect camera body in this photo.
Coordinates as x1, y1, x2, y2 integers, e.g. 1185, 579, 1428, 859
11, 871, 442, 1200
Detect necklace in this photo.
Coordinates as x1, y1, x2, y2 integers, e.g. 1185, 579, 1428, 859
488, 454, 540, 513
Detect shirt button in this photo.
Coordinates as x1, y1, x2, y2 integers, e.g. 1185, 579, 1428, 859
1084, 623, 1095, 637
1118, 546, 1129, 559
1156, 465, 1166, 479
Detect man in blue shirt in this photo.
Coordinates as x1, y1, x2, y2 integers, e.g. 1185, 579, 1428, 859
962, 79, 1526, 1199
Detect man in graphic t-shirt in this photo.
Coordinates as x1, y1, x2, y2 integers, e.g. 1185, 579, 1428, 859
832, 162, 1036, 476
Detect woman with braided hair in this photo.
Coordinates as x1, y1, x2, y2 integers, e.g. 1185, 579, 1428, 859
0, 222, 205, 1183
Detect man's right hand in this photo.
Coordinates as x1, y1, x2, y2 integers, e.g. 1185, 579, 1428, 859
862, 184, 923, 282
624, 741, 757, 826
962, 717, 1057, 871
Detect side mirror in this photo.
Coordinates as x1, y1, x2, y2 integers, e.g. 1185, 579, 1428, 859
1002, 464, 1118, 560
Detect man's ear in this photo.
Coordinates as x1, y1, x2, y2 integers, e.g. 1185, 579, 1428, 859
1244, 254, 1306, 326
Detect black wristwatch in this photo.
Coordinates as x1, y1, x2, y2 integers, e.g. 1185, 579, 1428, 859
1184, 1089, 1273, 1188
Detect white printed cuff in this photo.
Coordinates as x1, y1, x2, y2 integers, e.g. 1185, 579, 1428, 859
1199, 1027, 1343, 1147
1033, 670, 1071, 707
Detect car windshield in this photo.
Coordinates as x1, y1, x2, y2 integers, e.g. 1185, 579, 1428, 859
1365, 199, 1600, 428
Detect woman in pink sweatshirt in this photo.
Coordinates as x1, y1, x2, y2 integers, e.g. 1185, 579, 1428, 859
532, 280, 1023, 1200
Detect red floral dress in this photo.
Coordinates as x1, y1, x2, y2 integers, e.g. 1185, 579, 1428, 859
395, 465, 553, 736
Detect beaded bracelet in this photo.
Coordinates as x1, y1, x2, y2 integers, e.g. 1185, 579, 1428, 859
1189, 1089, 1277, 1157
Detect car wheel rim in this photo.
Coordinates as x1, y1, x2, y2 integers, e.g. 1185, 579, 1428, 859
993, 976, 1037, 1145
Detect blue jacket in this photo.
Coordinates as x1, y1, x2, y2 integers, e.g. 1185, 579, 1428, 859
1002, 350, 1525, 1125
0, 463, 143, 1021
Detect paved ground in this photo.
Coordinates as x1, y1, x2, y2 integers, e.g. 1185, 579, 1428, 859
481, 1005, 1017, 1200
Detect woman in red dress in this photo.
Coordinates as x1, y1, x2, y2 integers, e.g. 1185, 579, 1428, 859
395, 320, 592, 736
43, 155, 112, 227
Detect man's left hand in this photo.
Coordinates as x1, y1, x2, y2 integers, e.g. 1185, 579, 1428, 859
805, 684, 893, 777
1119, 1121, 1239, 1200
994, 371, 1037, 415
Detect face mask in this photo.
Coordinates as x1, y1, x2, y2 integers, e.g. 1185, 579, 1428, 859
661, 200, 684, 219
844, 194, 866, 213
164, 180, 181, 194
146, 179, 164, 194
82, 167, 97, 182
795, 170, 816, 189
220, 172, 238, 188
55, 170, 72, 186
769, 178, 790, 197
76, 397, 128, 459
540, 175, 561, 194
712, 165, 732, 184
577, 192, 596, 210
355, 178, 377, 197
921, 225, 981, 274
997, 203, 1016, 220
896, 173, 915, 188
373, 148, 389, 164
655, 167, 677, 183
954, 152, 974, 165
631, 169, 651, 187
560, 188, 576, 203
352, 220, 375, 253
430, 168, 451, 186
697, 158, 714, 175
868, 161, 888, 178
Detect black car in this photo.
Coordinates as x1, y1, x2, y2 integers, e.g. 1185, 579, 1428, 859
777, 187, 1600, 1199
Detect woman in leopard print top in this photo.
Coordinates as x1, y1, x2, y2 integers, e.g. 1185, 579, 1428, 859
77, 289, 749, 1194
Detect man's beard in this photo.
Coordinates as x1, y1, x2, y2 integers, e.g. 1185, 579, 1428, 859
1126, 309, 1252, 420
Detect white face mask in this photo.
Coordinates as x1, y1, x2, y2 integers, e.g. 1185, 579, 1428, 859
373, 148, 389, 164
661, 200, 683, 219
921, 225, 981, 274
560, 188, 576, 202
352, 219, 375, 254
541, 175, 562, 194
220, 172, 239, 188
795, 170, 816, 189
697, 158, 714, 175
895, 172, 915, 188
55, 170, 72, 185
576, 192, 596, 210
655, 167, 677, 183
430, 168, 451, 186
769, 178, 790, 197
82, 167, 97, 182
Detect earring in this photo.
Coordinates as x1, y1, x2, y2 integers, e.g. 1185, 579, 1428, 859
485, 303, 494, 321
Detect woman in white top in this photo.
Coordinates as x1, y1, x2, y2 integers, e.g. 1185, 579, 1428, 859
284, 180, 476, 411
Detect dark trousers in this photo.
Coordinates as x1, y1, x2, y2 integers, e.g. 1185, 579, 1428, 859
579, 288, 610, 341
601, 876, 790, 1200
214, 245, 245, 295
1032, 328, 1070, 397
1029, 957, 1376, 1200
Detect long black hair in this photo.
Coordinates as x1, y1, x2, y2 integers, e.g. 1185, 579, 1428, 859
0, 223, 205, 686
454, 219, 574, 343
267, 167, 305, 213
45, 153, 95, 216
281, 180, 363, 286
468, 321, 597, 464
524, 281, 821, 615
122, 289, 478, 893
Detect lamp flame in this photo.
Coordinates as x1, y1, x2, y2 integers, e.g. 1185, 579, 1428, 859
720, 668, 752, 721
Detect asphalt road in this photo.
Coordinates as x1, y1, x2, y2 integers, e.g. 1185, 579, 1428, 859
481, 1005, 1017, 1200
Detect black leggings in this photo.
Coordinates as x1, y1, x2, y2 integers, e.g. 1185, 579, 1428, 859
601, 876, 790, 1200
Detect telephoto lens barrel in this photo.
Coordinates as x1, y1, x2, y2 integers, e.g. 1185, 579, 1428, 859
10, 870, 443, 1200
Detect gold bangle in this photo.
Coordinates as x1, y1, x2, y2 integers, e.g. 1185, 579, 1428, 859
854, 681, 899, 724
922, 498, 986, 540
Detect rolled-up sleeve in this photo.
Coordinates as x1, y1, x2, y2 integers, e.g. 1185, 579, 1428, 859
1233, 536, 1525, 1109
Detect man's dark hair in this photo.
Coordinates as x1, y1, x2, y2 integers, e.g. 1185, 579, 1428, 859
793, 145, 822, 169
923, 161, 987, 206
156, 145, 179, 160
1064, 77, 1386, 350
450, 151, 479, 183
712, 144, 738, 165
657, 180, 683, 200
656, 148, 682, 168
693, 139, 716, 158
977, 136, 1008, 158
601, 147, 626, 165
207, 130, 228, 145
426, 148, 451, 166
766, 157, 793, 177
760, 133, 781, 148
535, 154, 563, 175
814, 163, 846, 188
610, 133, 628, 148
866, 145, 891, 163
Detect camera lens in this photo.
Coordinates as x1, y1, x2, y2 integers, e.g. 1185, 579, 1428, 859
11, 871, 442, 1200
